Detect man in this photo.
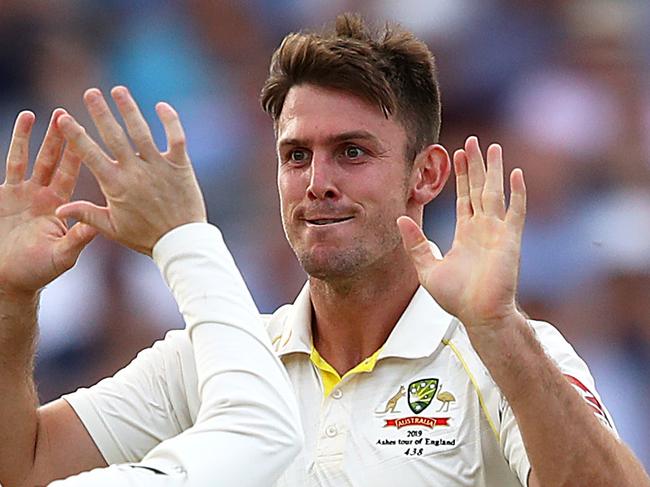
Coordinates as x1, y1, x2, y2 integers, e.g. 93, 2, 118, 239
1, 12, 648, 487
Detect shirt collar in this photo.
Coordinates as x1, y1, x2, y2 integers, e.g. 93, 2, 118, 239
377, 285, 455, 360
274, 241, 454, 360
275, 282, 313, 356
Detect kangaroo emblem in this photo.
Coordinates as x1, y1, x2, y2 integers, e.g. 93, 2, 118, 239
376, 386, 406, 414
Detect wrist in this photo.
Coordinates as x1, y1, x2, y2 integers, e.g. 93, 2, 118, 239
464, 310, 534, 366
0, 288, 40, 354
0, 286, 40, 305
152, 221, 218, 265
463, 309, 528, 337
143, 216, 208, 257
464, 312, 542, 405
458, 299, 528, 337
464, 311, 541, 369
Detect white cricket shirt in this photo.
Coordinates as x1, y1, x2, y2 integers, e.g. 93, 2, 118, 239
63, 223, 615, 486
53, 223, 303, 486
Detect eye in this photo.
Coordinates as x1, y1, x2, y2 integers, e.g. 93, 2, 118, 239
288, 149, 310, 164
344, 145, 366, 160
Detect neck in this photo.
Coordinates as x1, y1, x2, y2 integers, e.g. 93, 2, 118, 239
309, 245, 419, 376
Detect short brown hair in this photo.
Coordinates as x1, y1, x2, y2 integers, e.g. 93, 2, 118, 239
260, 13, 442, 160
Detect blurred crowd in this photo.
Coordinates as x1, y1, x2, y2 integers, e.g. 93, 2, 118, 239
0, 0, 648, 468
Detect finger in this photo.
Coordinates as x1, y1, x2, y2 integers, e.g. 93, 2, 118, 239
482, 143, 506, 219
31, 108, 67, 186
83, 88, 133, 162
111, 86, 159, 160
5, 111, 36, 184
396, 215, 439, 284
156, 102, 188, 165
454, 149, 472, 220
56, 201, 115, 238
50, 146, 82, 201
465, 136, 486, 214
58, 114, 116, 188
54, 222, 99, 272
505, 168, 527, 237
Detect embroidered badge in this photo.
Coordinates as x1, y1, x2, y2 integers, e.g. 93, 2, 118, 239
408, 378, 439, 414
374, 379, 458, 456
378, 378, 452, 429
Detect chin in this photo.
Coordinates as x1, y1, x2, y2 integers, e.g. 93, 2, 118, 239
296, 245, 368, 279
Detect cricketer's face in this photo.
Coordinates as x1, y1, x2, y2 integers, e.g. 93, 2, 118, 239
276, 84, 413, 279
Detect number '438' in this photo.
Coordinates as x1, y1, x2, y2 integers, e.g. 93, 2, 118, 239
404, 448, 423, 456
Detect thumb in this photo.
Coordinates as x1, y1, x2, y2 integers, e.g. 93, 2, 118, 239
56, 201, 114, 238
396, 216, 439, 281
53, 222, 99, 272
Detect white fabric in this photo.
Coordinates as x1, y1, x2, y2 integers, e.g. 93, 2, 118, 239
63, 223, 615, 487
55, 223, 303, 486
270, 285, 527, 486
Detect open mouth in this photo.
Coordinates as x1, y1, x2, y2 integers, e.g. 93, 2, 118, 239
305, 216, 354, 226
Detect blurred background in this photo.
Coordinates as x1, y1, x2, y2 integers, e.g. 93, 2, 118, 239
0, 0, 648, 469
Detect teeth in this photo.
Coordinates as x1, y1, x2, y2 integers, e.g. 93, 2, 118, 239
308, 217, 352, 225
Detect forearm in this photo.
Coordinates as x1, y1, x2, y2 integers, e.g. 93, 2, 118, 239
0, 291, 41, 486
51, 224, 304, 487
145, 223, 302, 485
467, 313, 650, 487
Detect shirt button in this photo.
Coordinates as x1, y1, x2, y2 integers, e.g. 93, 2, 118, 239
331, 389, 343, 399
325, 425, 338, 437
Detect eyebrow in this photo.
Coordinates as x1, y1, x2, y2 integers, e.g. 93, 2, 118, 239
277, 130, 382, 149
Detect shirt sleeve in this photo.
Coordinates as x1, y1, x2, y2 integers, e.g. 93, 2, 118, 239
54, 223, 303, 487
62, 329, 197, 465
498, 320, 618, 486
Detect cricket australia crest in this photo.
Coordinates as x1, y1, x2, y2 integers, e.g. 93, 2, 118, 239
408, 378, 439, 414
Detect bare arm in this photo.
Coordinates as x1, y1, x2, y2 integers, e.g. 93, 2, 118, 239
0, 111, 103, 486
0, 290, 40, 485
1, 293, 106, 487
398, 136, 650, 487
471, 314, 648, 487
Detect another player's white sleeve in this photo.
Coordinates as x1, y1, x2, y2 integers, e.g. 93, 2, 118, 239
499, 320, 618, 486
52, 223, 303, 486
62, 330, 192, 463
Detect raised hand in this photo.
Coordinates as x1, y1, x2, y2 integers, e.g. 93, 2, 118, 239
0, 110, 97, 297
56, 87, 206, 256
397, 136, 526, 329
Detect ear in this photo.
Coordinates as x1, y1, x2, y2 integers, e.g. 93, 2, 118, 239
408, 144, 450, 205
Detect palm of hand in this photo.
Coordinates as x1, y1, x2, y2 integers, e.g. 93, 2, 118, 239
398, 137, 526, 329
0, 182, 68, 293
425, 213, 520, 327
0, 110, 94, 295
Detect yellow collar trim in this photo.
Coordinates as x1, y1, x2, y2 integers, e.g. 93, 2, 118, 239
310, 346, 383, 398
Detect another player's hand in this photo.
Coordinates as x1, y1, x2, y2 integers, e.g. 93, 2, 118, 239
56, 87, 207, 256
397, 136, 527, 329
0, 110, 97, 298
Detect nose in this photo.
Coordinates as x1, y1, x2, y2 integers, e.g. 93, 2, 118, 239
307, 155, 340, 201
